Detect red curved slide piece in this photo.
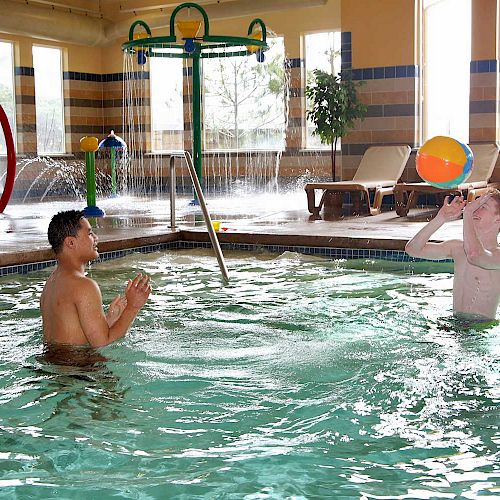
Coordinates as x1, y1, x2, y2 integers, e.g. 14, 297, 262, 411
0, 104, 16, 213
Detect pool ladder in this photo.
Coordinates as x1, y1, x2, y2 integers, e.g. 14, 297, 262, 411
169, 152, 229, 283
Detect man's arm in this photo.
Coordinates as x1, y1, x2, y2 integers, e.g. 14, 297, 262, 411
463, 196, 500, 269
76, 274, 151, 348
405, 195, 465, 260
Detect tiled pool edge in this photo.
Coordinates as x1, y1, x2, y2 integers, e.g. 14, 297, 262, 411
0, 239, 437, 276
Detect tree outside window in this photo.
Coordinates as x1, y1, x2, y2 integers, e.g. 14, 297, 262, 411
203, 37, 286, 151
305, 31, 341, 149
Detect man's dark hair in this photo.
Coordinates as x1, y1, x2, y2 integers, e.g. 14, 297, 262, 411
48, 210, 85, 254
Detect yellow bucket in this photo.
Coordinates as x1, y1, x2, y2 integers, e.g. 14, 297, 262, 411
177, 20, 202, 38
247, 32, 262, 53
211, 220, 221, 231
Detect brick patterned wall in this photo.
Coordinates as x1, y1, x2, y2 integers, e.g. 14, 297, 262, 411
63, 71, 104, 153
14, 67, 36, 155
469, 60, 497, 143
469, 59, 500, 181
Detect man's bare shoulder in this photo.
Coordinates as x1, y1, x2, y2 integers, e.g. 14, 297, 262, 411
72, 274, 101, 299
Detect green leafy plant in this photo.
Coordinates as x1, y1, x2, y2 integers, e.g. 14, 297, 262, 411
306, 70, 367, 180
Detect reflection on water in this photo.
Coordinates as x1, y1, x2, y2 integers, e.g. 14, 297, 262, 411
0, 250, 498, 497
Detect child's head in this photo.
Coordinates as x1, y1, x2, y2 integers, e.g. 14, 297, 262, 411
48, 210, 85, 254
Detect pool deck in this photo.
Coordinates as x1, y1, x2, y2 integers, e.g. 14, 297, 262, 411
0, 193, 463, 268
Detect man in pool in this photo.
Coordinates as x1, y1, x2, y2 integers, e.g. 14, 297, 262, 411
405, 190, 500, 321
41, 210, 151, 348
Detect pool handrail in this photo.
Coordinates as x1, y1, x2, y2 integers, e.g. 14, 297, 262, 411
183, 150, 229, 283
169, 153, 185, 229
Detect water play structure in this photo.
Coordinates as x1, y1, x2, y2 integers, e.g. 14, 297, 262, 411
80, 136, 105, 217
121, 2, 269, 190
98, 131, 127, 197
0, 104, 16, 213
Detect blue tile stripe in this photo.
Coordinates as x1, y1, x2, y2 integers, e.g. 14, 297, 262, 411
470, 60, 497, 73
286, 58, 303, 69
0, 241, 449, 276
15, 66, 35, 76
341, 31, 351, 71
349, 65, 419, 81
62, 71, 150, 82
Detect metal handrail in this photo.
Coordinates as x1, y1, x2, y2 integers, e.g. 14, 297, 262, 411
183, 150, 229, 283
169, 154, 183, 229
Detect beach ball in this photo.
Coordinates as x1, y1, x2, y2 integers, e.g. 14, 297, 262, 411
416, 136, 473, 189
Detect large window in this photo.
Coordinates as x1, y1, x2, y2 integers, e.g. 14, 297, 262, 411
203, 37, 286, 151
423, 0, 471, 142
305, 31, 341, 149
33, 45, 65, 154
0, 41, 15, 155
150, 55, 184, 152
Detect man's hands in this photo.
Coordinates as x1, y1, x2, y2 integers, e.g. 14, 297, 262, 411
436, 195, 466, 222
106, 273, 151, 327
106, 295, 128, 327
125, 273, 152, 312
463, 193, 489, 216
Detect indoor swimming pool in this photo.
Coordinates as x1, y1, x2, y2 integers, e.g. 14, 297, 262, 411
0, 249, 498, 498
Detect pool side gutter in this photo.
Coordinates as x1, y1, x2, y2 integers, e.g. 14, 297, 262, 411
0, 230, 411, 276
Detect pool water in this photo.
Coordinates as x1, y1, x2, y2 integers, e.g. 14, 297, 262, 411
0, 250, 498, 498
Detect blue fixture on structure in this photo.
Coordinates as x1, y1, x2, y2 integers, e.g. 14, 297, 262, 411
98, 130, 127, 197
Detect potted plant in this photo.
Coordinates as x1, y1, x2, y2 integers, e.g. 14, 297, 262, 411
306, 70, 367, 180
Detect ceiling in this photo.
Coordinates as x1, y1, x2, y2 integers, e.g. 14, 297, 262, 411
13, 0, 314, 21
3, 0, 328, 45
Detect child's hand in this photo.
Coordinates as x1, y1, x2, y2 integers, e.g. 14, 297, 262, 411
437, 195, 466, 221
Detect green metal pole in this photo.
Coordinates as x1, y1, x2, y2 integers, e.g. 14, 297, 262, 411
110, 148, 117, 195
192, 51, 203, 193
85, 151, 97, 207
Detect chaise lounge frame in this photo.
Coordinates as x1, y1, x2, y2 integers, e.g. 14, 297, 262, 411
393, 143, 500, 216
305, 145, 412, 218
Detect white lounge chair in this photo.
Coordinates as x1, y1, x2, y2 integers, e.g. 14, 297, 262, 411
393, 143, 500, 216
305, 144, 412, 217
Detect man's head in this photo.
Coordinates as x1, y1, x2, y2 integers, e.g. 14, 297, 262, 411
483, 188, 500, 216
471, 188, 500, 232
47, 210, 85, 255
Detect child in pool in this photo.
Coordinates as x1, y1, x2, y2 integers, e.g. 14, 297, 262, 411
405, 190, 500, 321
40, 210, 151, 348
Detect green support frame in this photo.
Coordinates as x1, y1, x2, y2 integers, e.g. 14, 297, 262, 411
122, 2, 269, 196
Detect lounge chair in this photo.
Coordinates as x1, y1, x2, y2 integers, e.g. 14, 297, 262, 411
394, 143, 500, 217
304, 144, 412, 218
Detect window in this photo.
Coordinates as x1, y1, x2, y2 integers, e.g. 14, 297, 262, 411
0, 41, 15, 155
203, 36, 286, 151
33, 45, 65, 154
150, 55, 184, 152
305, 31, 341, 149
423, 0, 471, 142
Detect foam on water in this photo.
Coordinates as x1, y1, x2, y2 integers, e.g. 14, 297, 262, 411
0, 250, 498, 498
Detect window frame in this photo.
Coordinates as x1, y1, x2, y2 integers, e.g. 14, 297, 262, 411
303, 30, 342, 151
0, 39, 17, 156
202, 36, 287, 153
421, 0, 471, 144
149, 55, 185, 154
32, 44, 66, 155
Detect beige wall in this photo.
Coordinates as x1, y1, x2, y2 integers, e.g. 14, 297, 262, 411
1, 33, 102, 73
472, 0, 497, 60
342, 0, 415, 67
